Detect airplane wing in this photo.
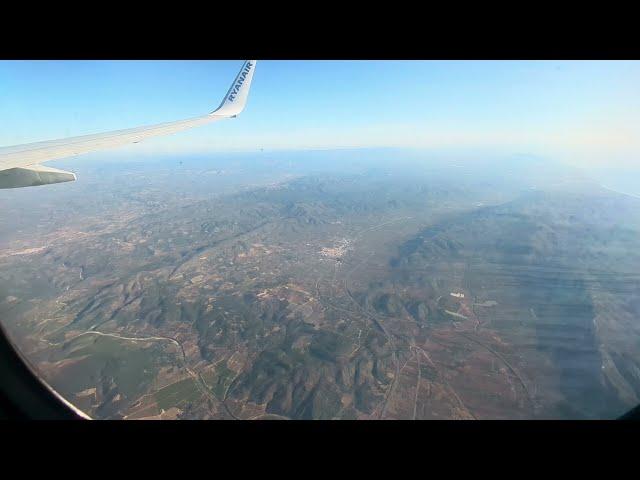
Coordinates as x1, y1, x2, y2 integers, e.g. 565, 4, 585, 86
0, 60, 257, 189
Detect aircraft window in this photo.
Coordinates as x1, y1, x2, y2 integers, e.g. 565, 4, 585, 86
0, 60, 639, 419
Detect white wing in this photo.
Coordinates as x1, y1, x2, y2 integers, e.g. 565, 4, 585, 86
0, 60, 257, 189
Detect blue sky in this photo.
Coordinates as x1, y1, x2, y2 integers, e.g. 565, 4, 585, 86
0, 60, 638, 168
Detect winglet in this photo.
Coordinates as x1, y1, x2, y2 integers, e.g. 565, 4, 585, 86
211, 60, 257, 117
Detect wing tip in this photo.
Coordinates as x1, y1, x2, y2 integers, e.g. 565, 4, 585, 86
211, 60, 257, 117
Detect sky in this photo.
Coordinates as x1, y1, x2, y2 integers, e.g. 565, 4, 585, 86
0, 60, 638, 169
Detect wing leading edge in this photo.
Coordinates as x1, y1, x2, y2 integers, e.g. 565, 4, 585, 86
0, 60, 257, 189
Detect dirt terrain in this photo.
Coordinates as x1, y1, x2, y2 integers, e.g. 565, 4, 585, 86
1, 154, 638, 419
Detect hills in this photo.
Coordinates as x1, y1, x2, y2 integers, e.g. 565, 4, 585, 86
0, 152, 638, 419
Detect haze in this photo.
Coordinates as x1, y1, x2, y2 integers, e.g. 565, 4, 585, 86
0, 61, 638, 170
